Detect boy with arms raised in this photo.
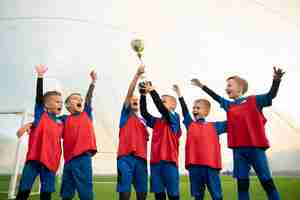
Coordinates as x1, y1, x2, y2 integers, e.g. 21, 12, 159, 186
60, 70, 98, 200
16, 65, 63, 200
117, 65, 149, 200
191, 67, 284, 200
140, 82, 182, 200
173, 84, 226, 200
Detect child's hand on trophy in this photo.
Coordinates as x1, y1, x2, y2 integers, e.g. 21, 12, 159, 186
139, 81, 153, 94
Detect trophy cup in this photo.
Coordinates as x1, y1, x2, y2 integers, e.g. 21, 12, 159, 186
131, 39, 151, 93
131, 39, 144, 63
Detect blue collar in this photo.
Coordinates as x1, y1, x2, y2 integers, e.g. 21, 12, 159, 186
71, 111, 81, 116
232, 97, 247, 104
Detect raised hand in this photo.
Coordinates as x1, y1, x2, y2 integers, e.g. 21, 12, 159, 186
172, 84, 182, 97
35, 64, 48, 77
139, 81, 154, 94
90, 70, 97, 83
273, 66, 285, 80
136, 64, 145, 76
191, 78, 204, 88
144, 81, 154, 93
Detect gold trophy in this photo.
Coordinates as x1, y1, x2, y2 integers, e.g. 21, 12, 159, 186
131, 39, 151, 93
131, 39, 144, 63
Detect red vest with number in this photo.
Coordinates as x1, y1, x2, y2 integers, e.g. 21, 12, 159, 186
185, 122, 222, 169
117, 115, 149, 160
26, 113, 63, 172
150, 119, 182, 167
63, 111, 97, 163
227, 95, 269, 148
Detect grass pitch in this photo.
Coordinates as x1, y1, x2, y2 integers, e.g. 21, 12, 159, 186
0, 175, 299, 200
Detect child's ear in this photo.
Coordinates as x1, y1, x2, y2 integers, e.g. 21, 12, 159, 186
64, 101, 70, 108
44, 101, 50, 109
238, 86, 244, 95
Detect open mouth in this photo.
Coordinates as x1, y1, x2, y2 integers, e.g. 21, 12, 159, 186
132, 102, 138, 106
76, 103, 82, 108
57, 107, 62, 111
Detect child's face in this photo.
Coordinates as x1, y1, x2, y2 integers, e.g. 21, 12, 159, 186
130, 96, 139, 112
226, 79, 243, 99
66, 94, 84, 113
162, 96, 177, 111
45, 95, 63, 115
192, 102, 209, 119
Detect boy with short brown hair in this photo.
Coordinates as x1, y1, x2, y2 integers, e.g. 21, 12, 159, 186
16, 65, 63, 200
173, 84, 226, 200
191, 67, 284, 200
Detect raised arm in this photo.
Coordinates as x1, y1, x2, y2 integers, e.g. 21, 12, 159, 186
191, 78, 223, 104
35, 64, 47, 104
85, 70, 97, 106
173, 84, 192, 128
256, 66, 285, 109
149, 90, 170, 119
124, 65, 145, 106
140, 94, 156, 128
34, 65, 47, 126
269, 66, 285, 99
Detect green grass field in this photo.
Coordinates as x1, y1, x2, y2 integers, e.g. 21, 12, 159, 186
1, 176, 300, 200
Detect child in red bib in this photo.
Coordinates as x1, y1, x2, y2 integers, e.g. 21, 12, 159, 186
117, 65, 149, 200
16, 65, 63, 200
173, 84, 226, 200
60, 70, 97, 200
191, 67, 285, 200
140, 82, 182, 200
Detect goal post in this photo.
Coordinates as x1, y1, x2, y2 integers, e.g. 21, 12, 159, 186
0, 109, 39, 199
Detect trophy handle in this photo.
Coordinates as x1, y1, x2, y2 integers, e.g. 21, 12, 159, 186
138, 54, 143, 65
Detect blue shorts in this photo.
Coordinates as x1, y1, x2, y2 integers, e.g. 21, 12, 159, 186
117, 155, 148, 193
150, 161, 179, 196
233, 148, 272, 181
188, 165, 222, 199
19, 160, 55, 193
60, 153, 94, 200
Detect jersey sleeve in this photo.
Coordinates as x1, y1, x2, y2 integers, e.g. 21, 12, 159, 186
213, 121, 227, 135
119, 103, 131, 128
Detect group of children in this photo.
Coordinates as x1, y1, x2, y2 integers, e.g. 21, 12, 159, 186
15, 64, 285, 200
117, 65, 284, 200
16, 65, 98, 200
